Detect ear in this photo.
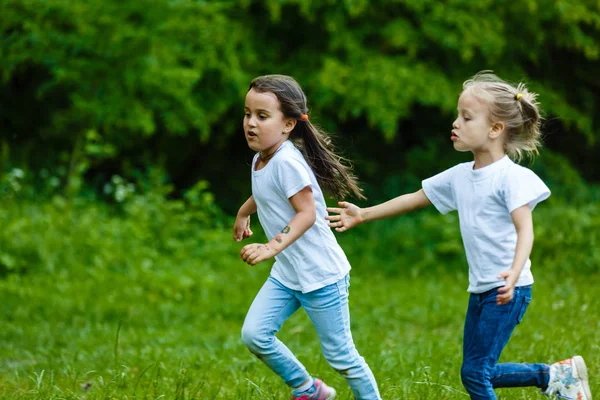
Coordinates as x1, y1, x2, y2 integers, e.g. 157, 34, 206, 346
283, 117, 297, 134
489, 121, 505, 140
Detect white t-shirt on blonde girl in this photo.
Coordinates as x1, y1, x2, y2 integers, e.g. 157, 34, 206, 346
251, 140, 351, 293
422, 155, 551, 293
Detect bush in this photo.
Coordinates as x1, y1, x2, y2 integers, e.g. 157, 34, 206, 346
0, 169, 227, 276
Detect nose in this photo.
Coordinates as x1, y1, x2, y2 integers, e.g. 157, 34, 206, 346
246, 115, 257, 128
452, 118, 459, 129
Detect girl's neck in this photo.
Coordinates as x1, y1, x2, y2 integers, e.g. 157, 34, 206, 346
472, 149, 506, 170
255, 140, 287, 171
259, 140, 287, 161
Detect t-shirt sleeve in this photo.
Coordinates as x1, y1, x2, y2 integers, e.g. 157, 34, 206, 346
275, 157, 313, 199
503, 166, 551, 213
422, 165, 461, 215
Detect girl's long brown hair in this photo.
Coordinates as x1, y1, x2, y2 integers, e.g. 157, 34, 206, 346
250, 75, 365, 200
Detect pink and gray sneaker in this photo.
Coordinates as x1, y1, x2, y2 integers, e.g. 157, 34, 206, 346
544, 355, 592, 399
291, 379, 337, 400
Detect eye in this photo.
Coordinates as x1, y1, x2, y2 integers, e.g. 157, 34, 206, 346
258, 114, 267, 120
244, 112, 250, 118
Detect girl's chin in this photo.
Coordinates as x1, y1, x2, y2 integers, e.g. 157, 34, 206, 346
246, 142, 261, 152
453, 142, 469, 152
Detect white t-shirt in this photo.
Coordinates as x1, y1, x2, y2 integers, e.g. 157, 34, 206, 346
422, 155, 550, 293
251, 140, 351, 293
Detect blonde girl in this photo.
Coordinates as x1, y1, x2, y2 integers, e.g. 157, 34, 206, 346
326, 71, 591, 400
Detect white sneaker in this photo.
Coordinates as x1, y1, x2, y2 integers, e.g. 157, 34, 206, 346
291, 379, 336, 400
544, 356, 592, 399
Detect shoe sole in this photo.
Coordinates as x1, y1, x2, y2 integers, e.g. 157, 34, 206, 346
574, 355, 593, 400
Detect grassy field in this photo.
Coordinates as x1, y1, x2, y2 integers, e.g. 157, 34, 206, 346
1, 245, 598, 399
0, 196, 598, 399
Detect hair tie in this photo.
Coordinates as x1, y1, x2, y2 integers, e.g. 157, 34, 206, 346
300, 114, 309, 120
515, 93, 522, 100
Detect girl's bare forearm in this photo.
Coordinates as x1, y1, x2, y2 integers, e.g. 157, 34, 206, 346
362, 189, 431, 223
238, 196, 257, 217
266, 211, 315, 255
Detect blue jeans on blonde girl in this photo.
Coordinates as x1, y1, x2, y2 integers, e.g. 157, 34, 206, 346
461, 285, 550, 399
242, 275, 381, 400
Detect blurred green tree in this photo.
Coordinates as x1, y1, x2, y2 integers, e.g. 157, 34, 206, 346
1, 0, 598, 207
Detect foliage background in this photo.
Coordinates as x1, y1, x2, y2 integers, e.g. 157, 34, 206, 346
1, 0, 599, 398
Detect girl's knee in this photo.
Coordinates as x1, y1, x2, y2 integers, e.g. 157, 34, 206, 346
461, 363, 477, 381
323, 348, 365, 373
241, 324, 270, 354
240, 324, 257, 349
461, 363, 487, 391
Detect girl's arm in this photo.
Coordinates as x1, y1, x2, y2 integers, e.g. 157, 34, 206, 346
496, 204, 534, 305
326, 189, 432, 232
240, 187, 316, 265
233, 196, 257, 242
238, 195, 257, 216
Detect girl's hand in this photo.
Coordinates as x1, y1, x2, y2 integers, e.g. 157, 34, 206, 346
325, 201, 363, 232
496, 269, 519, 305
240, 243, 275, 266
233, 214, 253, 242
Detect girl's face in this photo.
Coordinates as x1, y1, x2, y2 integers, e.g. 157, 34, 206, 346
243, 88, 294, 154
451, 90, 495, 154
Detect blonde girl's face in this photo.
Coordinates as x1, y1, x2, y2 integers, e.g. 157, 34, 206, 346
243, 88, 294, 154
451, 90, 494, 153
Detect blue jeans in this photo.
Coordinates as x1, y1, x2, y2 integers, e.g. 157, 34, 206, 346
241, 275, 381, 400
461, 285, 550, 399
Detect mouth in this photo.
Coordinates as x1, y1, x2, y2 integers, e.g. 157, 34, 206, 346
451, 131, 459, 141
246, 131, 258, 140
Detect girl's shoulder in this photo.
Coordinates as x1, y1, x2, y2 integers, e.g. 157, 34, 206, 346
503, 161, 541, 181
272, 142, 308, 167
444, 161, 474, 181
500, 161, 551, 210
500, 160, 549, 193
437, 160, 473, 176
266, 148, 311, 183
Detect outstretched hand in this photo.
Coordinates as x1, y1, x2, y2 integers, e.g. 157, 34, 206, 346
233, 215, 253, 242
496, 269, 519, 305
325, 201, 363, 232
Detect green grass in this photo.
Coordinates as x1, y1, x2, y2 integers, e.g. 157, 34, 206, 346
1, 252, 598, 399
0, 195, 598, 399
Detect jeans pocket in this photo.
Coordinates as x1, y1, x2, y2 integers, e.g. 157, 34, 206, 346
517, 296, 531, 324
